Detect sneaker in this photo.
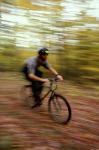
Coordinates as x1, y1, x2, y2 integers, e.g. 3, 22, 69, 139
32, 101, 42, 108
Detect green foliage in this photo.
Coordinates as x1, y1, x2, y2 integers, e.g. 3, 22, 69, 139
0, 0, 99, 85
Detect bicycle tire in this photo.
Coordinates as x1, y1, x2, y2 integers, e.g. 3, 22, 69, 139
20, 85, 35, 108
48, 93, 71, 124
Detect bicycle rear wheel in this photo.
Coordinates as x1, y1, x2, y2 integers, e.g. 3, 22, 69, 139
48, 93, 71, 124
20, 85, 35, 108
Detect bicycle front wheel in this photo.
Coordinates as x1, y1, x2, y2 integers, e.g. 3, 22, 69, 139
48, 93, 71, 124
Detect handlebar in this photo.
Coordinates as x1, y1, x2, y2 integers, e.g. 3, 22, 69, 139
48, 77, 59, 83
44, 77, 60, 90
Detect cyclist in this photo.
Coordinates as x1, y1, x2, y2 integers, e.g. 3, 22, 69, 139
22, 47, 63, 108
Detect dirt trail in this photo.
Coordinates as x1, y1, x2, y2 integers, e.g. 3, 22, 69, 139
0, 74, 99, 150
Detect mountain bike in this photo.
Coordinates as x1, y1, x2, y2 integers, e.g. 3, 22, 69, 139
21, 78, 71, 124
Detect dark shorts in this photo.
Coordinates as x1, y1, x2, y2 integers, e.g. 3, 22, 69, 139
22, 65, 43, 101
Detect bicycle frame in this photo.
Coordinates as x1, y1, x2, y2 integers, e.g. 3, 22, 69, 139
22, 77, 71, 124
41, 80, 58, 102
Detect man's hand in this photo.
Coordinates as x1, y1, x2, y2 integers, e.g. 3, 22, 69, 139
56, 75, 63, 81
42, 78, 50, 86
42, 78, 49, 83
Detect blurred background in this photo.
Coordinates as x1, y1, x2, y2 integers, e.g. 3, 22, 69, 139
0, 1, 99, 150
0, 0, 99, 85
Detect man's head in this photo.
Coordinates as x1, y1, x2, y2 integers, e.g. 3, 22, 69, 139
38, 47, 49, 61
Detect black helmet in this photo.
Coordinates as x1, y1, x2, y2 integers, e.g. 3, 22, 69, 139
38, 47, 49, 55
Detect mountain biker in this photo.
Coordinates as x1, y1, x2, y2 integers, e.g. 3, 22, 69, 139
22, 47, 63, 108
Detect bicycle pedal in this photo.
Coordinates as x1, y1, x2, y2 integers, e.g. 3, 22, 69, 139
32, 102, 42, 108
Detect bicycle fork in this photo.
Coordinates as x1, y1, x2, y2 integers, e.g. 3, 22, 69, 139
49, 92, 61, 113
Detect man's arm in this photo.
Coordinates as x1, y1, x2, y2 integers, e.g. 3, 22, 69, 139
48, 67, 59, 76
48, 67, 63, 81
27, 61, 48, 82
28, 73, 49, 82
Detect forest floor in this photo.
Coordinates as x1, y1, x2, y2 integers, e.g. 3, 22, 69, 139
0, 72, 99, 150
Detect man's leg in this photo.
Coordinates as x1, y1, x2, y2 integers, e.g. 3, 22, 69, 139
31, 81, 43, 105
22, 67, 43, 107
31, 70, 43, 106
